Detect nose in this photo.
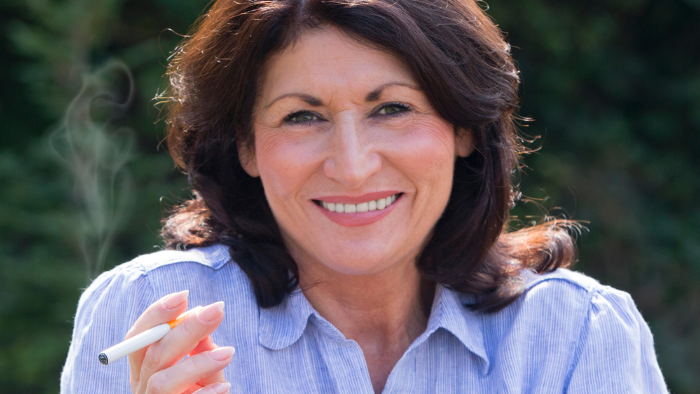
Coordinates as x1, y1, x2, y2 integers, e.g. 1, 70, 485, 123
323, 116, 381, 189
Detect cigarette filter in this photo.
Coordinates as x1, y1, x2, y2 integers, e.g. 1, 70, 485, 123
98, 306, 201, 365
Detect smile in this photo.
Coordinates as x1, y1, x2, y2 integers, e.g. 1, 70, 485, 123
314, 193, 401, 213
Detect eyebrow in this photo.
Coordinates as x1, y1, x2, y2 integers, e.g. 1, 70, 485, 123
264, 93, 323, 109
263, 82, 422, 109
365, 82, 422, 102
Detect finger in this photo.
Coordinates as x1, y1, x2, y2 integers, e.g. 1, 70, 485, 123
193, 382, 232, 394
189, 338, 228, 387
144, 347, 235, 394
141, 337, 222, 394
126, 290, 190, 341
190, 336, 217, 357
127, 290, 189, 387
139, 302, 225, 391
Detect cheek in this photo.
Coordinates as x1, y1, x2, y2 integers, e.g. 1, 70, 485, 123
254, 127, 324, 198
386, 117, 456, 184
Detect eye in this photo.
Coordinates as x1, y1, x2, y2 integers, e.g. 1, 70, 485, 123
284, 111, 320, 125
375, 102, 411, 117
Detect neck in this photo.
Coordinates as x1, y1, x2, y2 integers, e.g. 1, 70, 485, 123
298, 261, 436, 394
301, 265, 434, 340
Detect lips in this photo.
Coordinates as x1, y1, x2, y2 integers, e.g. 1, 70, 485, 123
312, 192, 403, 227
316, 193, 400, 213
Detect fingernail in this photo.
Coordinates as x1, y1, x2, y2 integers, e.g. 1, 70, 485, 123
211, 382, 231, 394
209, 346, 235, 361
163, 290, 189, 309
198, 301, 225, 322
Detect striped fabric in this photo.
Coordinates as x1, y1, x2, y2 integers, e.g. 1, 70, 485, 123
61, 244, 668, 393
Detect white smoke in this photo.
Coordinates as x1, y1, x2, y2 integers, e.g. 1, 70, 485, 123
49, 60, 135, 279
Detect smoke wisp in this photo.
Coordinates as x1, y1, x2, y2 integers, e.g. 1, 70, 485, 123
49, 60, 136, 280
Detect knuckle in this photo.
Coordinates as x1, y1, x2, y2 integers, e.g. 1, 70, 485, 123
145, 373, 167, 394
141, 347, 162, 373
180, 317, 196, 336
192, 352, 215, 371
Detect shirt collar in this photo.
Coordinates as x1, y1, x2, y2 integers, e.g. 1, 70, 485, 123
422, 285, 490, 374
258, 284, 489, 373
258, 288, 315, 350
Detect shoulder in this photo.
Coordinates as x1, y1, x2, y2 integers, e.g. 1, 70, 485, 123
518, 268, 652, 339
88, 244, 250, 296
90, 243, 258, 319
479, 268, 637, 365
518, 267, 632, 312
501, 268, 643, 340
482, 268, 668, 393
73, 243, 253, 319
481, 268, 613, 337
74, 243, 257, 334
523, 267, 608, 296
523, 270, 669, 392
116, 243, 233, 276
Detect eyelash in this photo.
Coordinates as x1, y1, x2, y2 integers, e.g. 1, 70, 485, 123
283, 110, 320, 126
375, 102, 411, 117
282, 102, 412, 126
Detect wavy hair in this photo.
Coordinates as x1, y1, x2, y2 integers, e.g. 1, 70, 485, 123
160, 0, 577, 312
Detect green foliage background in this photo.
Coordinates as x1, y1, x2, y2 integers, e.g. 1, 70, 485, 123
0, 0, 698, 392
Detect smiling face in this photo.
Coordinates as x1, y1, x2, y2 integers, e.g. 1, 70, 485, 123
242, 26, 473, 281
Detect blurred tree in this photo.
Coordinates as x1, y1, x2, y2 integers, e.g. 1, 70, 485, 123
0, 0, 204, 392
0, 0, 697, 392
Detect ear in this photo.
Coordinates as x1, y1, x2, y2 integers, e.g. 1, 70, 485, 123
237, 143, 260, 178
455, 128, 475, 158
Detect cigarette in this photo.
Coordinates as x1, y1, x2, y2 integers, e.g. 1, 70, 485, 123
98, 306, 202, 365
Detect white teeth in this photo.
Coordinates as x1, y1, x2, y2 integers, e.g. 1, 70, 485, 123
320, 194, 399, 213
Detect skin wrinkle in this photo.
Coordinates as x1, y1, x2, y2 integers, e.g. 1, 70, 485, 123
149, 0, 590, 389
241, 26, 475, 393
263, 82, 422, 111
160, 0, 579, 342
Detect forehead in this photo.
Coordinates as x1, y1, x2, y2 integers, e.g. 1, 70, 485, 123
258, 26, 416, 98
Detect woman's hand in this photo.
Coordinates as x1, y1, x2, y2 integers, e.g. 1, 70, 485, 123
126, 290, 234, 394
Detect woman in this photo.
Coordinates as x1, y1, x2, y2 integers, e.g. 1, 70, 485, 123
61, 0, 668, 392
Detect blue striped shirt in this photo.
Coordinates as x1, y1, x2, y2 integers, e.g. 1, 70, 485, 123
61, 244, 668, 393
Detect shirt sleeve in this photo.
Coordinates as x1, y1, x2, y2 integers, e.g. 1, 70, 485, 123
565, 286, 669, 393
60, 263, 155, 394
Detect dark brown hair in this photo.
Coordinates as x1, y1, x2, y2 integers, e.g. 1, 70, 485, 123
161, 0, 577, 312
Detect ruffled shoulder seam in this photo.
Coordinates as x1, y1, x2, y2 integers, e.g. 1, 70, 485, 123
522, 268, 605, 295
127, 244, 232, 273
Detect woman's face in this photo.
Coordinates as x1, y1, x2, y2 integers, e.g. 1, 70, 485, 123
244, 27, 473, 279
